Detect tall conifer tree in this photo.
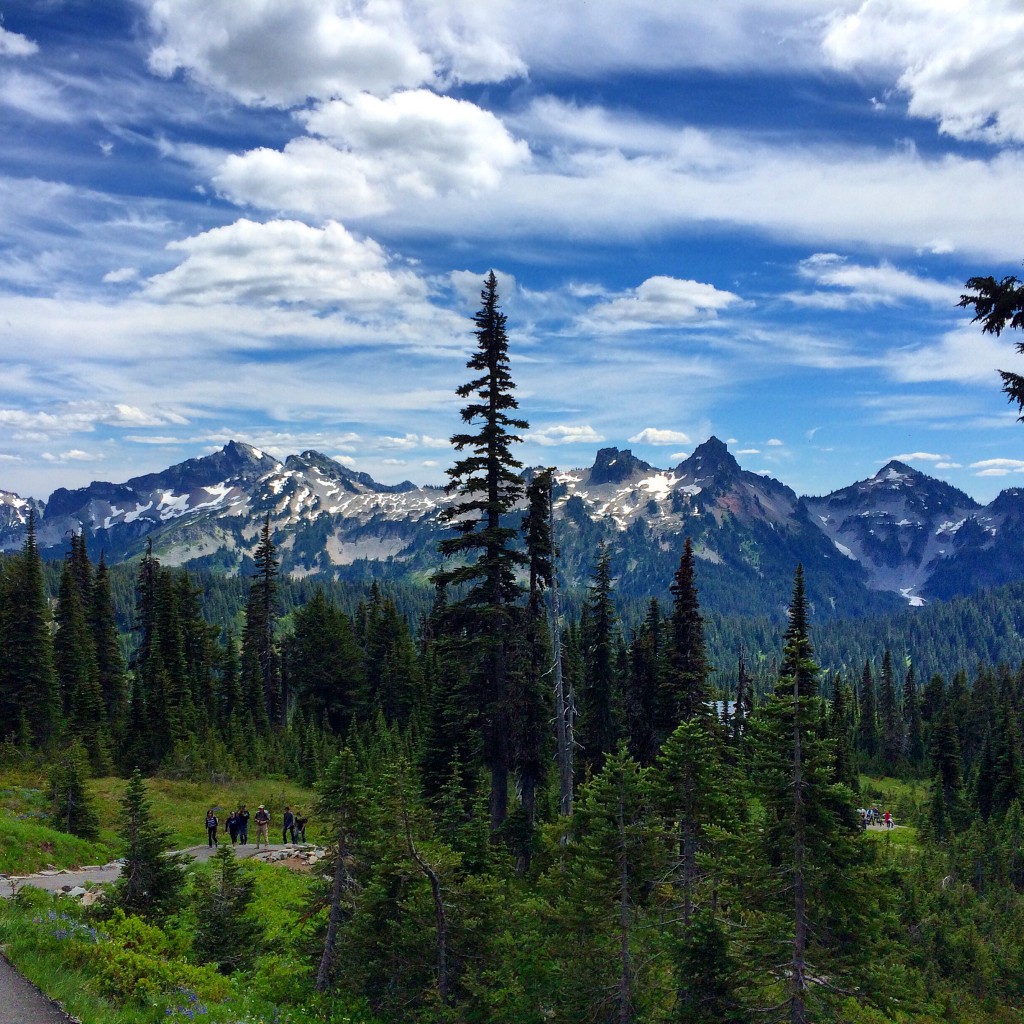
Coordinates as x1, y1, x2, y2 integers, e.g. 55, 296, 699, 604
435, 270, 528, 832
2, 511, 58, 742
241, 514, 280, 730
580, 541, 621, 776
662, 537, 711, 729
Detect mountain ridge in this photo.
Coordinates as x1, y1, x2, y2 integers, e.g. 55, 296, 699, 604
4, 438, 1023, 614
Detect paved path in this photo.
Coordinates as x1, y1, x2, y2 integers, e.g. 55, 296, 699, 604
0, 954, 77, 1024
0, 844, 303, 1022
2, 842, 296, 896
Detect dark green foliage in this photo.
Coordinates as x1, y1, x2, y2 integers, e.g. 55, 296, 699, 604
0, 511, 58, 743
112, 769, 189, 921
91, 553, 128, 730
190, 845, 262, 972
47, 740, 99, 839
663, 537, 712, 729
624, 598, 663, 764
578, 541, 622, 776
738, 566, 881, 1021
241, 515, 281, 729
434, 271, 529, 832
285, 589, 364, 732
959, 269, 1024, 415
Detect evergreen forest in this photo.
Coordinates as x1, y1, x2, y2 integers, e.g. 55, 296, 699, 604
2, 274, 1024, 1023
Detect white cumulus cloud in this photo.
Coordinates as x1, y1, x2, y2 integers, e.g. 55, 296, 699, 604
144, 218, 429, 309
629, 427, 691, 445
584, 276, 742, 332
824, 0, 1024, 145
532, 424, 605, 446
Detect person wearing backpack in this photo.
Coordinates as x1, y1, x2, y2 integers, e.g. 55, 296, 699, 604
205, 808, 219, 848
254, 804, 271, 849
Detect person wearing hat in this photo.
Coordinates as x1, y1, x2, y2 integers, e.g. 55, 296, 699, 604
254, 804, 271, 849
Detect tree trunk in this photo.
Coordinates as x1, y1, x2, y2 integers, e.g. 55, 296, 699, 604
549, 480, 574, 819
315, 820, 348, 992
791, 674, 808, 1024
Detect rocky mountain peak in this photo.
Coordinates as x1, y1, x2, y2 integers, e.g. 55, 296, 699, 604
588, 447, 654, 486
676, 436, 741, 485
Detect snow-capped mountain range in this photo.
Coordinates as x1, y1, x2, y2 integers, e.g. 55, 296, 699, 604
4, 437, 1024, 614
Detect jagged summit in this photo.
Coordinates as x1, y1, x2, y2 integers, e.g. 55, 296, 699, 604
3, 438, 1024, 608
588, 447, 654, 486
676, 436, 741, 485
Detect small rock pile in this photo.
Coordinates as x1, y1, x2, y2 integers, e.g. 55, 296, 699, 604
248, 844, 327, 871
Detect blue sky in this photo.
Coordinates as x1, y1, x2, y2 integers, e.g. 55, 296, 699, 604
2, 1, 1024, 503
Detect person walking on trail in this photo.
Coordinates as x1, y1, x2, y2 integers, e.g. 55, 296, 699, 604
237, 804, 250, 845
282, 806, 295, 844
226, 809, 239, 845
884, 810, 893, 830
205, 808, 219, 848
254, 804, 271, 848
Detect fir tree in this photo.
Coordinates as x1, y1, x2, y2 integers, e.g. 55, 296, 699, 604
624, 598, 663, 765
742, 566, 877, 1023
856, 660, 878, 764
191, 845, 262, 972
91, 552, 128, 730
435, 270, 528, 833
930, 704, 963, 831
113, 769, 188, 920
662, 537, 712, 730
877, 649, 903, 772
242, 514, 281, 728
1, 510, 58, 743
47, 740, 99, 840
903, 665, 926, 771
580, 541, 622, 776
54, 553, 104, 761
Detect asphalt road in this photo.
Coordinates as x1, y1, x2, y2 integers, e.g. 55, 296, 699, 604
0, 954, 78, 1024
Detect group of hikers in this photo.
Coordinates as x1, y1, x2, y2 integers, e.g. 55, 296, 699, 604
204, 804, 308, 848
858, 807, 894, 830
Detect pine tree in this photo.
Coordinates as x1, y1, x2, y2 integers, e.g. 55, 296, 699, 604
662, 537, 712, 730
624, 598, 663, 765
54, 553, 104, 760
856, 660, 878, 764
741, 566, 877, 1023
515, 469, 556, 854
191, 845, 262, 972
47, 740, 99, 839
580, 541, 622, 776
877, 649, 902, 772
930, 704, 963, 832
91, 552, 128, 730
1, 511, 58, 743
552, 743, 663, 1024
363, 591, 422, 727
286, 589, 364, 732
435, 270, 528, 833
113, 769, 188, 920
993, 697, 1024, 818
903, 665, 926, 771
242, 514, 281, 729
